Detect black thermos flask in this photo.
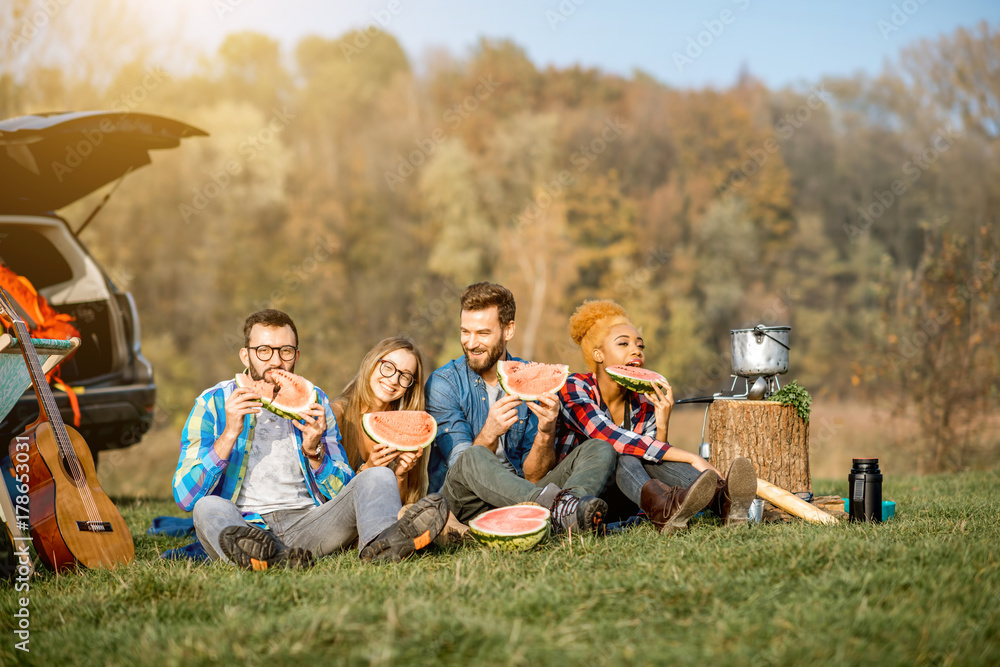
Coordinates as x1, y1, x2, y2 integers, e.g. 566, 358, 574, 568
848, 458, 883, 523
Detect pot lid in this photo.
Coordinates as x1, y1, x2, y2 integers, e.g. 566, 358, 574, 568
0, 111, 208, 213
730, 324, 791, 334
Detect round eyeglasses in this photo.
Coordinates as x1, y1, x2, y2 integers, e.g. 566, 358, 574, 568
248, 345, 298, 362
378, 358, 415, 388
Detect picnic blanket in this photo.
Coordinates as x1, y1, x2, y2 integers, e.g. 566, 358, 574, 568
148, 516, 208, 561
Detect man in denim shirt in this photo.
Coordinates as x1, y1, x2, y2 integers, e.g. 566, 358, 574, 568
426, 283, 615, 533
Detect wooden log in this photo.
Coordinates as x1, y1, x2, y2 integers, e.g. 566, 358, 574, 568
707, 399, 812, 495
755, 478, 837, 525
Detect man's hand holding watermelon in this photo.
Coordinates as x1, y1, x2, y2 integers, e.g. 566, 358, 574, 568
291, 402, 326, 469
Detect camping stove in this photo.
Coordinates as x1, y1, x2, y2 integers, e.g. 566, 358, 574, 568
729, 324, 791, 399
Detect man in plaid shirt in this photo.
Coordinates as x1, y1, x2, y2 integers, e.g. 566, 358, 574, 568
174, 309, 449, 569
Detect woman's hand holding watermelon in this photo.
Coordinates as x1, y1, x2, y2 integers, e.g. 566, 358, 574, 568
366, 441, 400, 469
393, 446, 422, 479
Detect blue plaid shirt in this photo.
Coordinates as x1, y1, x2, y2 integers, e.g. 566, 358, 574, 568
173, 377, 354, 526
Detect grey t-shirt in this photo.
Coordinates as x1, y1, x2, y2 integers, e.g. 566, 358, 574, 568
235, 410, 314, 515
484, 381, 516, 472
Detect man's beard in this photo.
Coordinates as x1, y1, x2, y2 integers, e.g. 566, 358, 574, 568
464, 338, 505, 374
248, 362, 287, 383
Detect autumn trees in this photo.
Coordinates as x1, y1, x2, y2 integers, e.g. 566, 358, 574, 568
1, 8, 996, 471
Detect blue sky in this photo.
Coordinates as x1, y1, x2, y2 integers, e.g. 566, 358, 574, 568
166, 0, 999, 88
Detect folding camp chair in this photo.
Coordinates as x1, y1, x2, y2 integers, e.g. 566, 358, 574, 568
0, 333, 80, 576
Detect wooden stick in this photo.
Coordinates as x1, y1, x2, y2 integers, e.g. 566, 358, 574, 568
755, 478, 838, 525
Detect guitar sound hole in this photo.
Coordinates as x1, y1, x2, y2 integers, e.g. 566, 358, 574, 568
76, 521, 113, 532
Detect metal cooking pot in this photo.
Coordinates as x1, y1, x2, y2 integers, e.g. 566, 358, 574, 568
731, 325, 790, 377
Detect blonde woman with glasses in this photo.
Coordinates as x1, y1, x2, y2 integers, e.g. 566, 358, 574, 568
332, 336, 429, 504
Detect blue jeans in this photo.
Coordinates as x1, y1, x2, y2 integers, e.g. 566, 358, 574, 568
614, 453, 700, 507
193, 467, 401, 562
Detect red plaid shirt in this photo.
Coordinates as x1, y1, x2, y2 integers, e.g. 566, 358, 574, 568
557, 372, 672, 462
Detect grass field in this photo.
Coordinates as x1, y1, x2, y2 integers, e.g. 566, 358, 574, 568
2, 470, 998, 666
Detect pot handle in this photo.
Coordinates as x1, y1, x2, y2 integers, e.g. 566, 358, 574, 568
753, 325, 790, 350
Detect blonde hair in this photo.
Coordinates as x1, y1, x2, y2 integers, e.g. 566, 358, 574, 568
335, 336, 428, 503
568, 300, 633, 373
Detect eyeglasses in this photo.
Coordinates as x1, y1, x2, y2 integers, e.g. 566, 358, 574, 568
248, 345, 298, 362
378, 358, 415, 388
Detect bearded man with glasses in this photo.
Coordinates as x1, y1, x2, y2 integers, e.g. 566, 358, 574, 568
173, 309, 449, 570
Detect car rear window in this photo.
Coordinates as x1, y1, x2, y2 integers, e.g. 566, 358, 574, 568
0, 227, 74, 288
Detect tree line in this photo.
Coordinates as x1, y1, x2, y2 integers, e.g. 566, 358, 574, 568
2, 3, 997, 471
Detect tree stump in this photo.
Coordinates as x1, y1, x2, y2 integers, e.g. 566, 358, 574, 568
707, 400, 811, 495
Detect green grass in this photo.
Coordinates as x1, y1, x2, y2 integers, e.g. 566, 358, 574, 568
2, 471, 999, 666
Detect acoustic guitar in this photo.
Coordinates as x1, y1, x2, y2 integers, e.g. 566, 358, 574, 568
0, 288, 134, 571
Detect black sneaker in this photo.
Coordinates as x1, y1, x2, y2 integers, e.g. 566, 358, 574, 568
360, 493, 450, 563
219, 525, 314, 571
550, 490, 607, 534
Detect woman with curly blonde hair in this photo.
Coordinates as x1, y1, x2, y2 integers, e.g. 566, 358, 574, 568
556, 300, 757, 532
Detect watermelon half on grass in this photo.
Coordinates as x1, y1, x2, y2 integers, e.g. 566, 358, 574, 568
605, 365, 668, 394
468, 504, 551, 551
361, 410, 437, 452
496, 361, 569, 401
235, 369, 317, 420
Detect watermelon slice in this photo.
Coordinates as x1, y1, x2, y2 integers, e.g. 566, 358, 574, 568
361, 411, 437, 452
468, 505, 551, 551
234, 372, 275, 403
496, 361, 569, 401
236, 369, 317, 420
605, 365, 668, 394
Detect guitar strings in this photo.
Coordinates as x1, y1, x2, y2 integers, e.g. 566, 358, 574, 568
20, 326, 106, 530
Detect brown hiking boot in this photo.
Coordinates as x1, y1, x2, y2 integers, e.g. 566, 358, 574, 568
709, 457, 758, 526
640, 470, 718, 534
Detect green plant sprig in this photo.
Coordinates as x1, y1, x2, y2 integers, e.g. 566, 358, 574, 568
767, 380, 812, 422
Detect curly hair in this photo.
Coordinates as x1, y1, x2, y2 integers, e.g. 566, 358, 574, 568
568, 300, 633, 372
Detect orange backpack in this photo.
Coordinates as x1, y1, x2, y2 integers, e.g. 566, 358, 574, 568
0, 264, 82, 424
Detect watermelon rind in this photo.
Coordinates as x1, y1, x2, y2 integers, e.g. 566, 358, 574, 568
234, 373, 273, 404
468, 505, 551, 551
605, 365, 667, 394
496, 361, 570, 402
361, 411, 438, 452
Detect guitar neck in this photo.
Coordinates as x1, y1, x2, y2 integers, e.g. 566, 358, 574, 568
9, 317, 72, 444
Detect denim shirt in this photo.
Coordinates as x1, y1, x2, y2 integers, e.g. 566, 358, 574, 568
425, 352, 536, 492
